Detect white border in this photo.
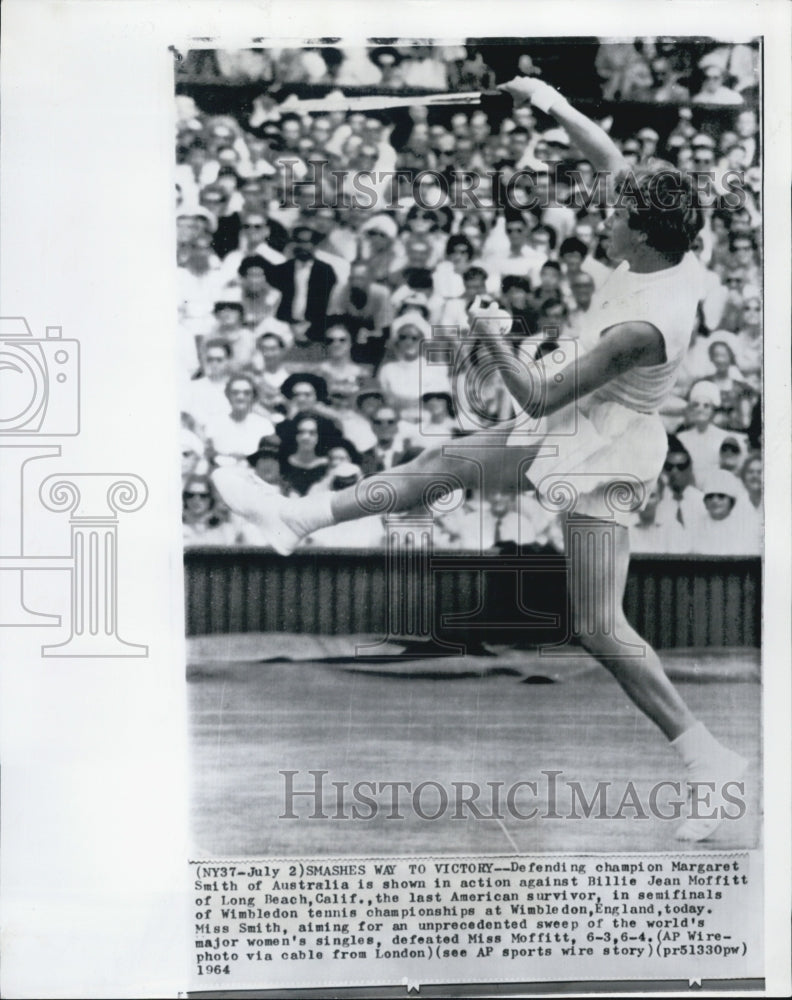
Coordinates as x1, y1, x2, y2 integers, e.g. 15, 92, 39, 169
1, 1, 789, 996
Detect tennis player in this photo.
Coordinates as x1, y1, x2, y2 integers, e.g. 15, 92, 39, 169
214, 76, 748, 841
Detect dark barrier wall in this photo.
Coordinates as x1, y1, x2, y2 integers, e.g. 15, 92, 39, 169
184, 549, 761, 649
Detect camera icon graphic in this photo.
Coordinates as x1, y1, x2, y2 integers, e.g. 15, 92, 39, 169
417, 322, 579, 439
0, 317, 79, 435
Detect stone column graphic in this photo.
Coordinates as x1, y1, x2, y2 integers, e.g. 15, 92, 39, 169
354, 474, 464, 658
39, 473, 148, 657
0, 444, 64, 626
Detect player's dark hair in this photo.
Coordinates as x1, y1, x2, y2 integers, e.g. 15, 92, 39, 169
619, 169, 703, 259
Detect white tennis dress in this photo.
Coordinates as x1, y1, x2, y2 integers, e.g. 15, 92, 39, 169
508, 253, 704, 525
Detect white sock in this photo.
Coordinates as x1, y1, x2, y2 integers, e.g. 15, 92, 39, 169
669, 721, 728, 771
282, 491, 336, 537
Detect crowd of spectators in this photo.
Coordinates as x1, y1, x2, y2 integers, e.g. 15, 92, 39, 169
178, 38, 762, 556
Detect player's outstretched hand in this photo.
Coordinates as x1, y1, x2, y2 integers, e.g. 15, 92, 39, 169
497, 76, 543, 105
497, 76, 566, 115
467, 295, 513, 338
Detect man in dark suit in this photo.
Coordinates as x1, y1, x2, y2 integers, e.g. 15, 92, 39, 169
359, 405, 424, 474
261, 223, 337, 345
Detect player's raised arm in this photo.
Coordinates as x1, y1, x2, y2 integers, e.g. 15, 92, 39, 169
498, 76, 628, 176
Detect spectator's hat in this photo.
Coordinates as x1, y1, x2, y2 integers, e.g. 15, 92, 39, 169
688, 381, 720, 406
701, 469, 738, 500
421, 390, 455, 414
543, 127, 571, 148
720, 436, 743, 455
691, 132, 716, 148
331, 461, 363, 490
213, 300, 244, 316
356, 378, 385, 408
291, 222, 321, 244
246, 435, 282, 466
359, 213, 399, 241
281, 372, 329, 403
622, 138, 642, 155
180, 207, 218, 233
392, 311, 432, 340
369, 46, 402, 69
637, 127, 659, 142
678, 106, 693, 119
213, 287, 243, 308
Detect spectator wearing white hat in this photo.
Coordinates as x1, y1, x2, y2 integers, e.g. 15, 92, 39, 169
378, 312, 450, 424
357, 213, 406, 286
694, 469, 759, 555
678, 381, 733, 488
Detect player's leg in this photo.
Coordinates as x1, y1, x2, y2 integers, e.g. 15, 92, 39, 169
213, 432, 543, 554
331, 434, 538, 522
566, 516, 747, 840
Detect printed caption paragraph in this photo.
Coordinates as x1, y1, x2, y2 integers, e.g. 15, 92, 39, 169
189, 853, 762, 989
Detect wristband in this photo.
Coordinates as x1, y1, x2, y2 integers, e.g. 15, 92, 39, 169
527, 80, 568, 116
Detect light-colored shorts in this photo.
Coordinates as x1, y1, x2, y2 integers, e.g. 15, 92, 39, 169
508, 399, 668, 527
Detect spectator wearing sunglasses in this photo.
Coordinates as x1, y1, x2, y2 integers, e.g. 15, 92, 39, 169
360, 406, 425, 474
184, 338, 238, 436
318, 324, 370, 395
203, 374, 277, 467
694, 470, 759, 555
218, 210, 286, 287
655, 438, 705, 535
629, 478, 692, 555
182, 475, 237, 546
